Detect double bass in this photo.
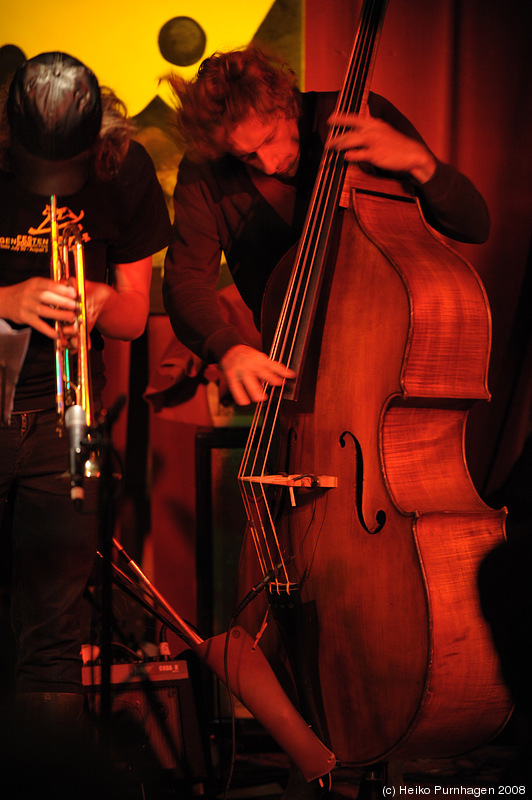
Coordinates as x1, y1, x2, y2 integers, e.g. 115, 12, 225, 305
237, 0, 512, 770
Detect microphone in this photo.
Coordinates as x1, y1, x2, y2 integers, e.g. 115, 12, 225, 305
233, 562, 284, 618
65, 404, 87, 507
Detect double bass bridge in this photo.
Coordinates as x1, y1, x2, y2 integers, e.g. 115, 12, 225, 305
240, 472, 337, 507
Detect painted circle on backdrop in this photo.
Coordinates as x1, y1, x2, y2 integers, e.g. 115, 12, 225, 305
158, 17, 207, 67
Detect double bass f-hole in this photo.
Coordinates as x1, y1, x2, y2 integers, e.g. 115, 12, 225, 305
340, 429, 386, 534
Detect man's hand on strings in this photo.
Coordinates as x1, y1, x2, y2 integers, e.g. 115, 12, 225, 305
328, 109, 437, 184
220, 344, 296, 406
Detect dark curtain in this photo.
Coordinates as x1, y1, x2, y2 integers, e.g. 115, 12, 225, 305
305, 0, 532, 501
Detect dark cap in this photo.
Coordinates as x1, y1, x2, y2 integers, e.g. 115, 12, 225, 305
7, 51, 102, 195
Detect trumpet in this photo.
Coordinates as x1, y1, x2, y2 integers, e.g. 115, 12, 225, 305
50, 194, 99, 505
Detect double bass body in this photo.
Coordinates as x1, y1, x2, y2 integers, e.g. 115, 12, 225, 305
256, 166, 511, 766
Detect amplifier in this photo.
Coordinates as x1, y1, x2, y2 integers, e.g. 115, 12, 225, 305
83, 659, 209, 785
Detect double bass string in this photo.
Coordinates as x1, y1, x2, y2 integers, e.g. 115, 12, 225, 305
268, 0, 387, 379
237, 0, 384, 584
238, 0, 388, 594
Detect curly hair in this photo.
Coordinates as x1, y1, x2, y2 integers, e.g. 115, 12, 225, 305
168, 47, 301, 160
0, 83, 133, 179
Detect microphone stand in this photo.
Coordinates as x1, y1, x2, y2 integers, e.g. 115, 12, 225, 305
89, 396, 127, 725
106, 538, 336, 784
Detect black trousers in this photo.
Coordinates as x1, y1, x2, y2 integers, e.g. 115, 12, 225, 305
0, 407, 98, 694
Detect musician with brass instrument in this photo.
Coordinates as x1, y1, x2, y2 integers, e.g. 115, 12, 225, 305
0, 53, 172, 730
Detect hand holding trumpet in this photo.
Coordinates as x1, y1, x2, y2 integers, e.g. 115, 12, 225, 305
0, 276, 77, 338
0, 275, 109, 349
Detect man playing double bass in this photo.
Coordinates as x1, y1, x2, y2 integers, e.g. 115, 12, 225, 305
162, 46, 490, 404
162, 43, 510, 798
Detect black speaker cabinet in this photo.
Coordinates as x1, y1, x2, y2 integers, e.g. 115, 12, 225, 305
83, 659, 209, 789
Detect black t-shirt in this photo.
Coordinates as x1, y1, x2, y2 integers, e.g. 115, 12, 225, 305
0, 140, 172, 411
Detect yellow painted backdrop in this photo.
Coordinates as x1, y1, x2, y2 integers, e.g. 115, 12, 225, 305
2, 1, 279, 114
